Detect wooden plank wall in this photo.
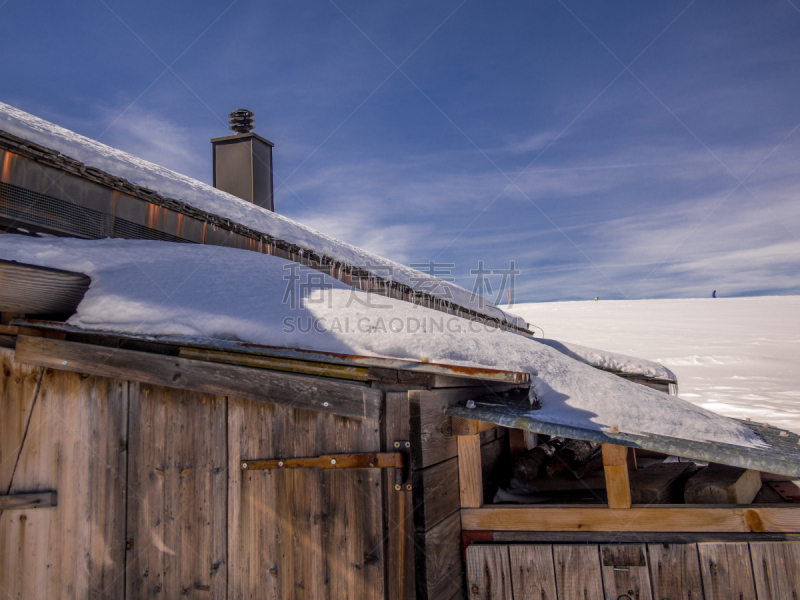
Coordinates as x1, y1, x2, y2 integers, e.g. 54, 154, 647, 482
465, 541, 800, 600
408, 386, 512, 600
0, 347, 128, 599
228, 396, 385, 600
0, 346, 387, 599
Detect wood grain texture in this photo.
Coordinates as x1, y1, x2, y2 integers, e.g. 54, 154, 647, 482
602, 443, 629, 466
0, 491, 57, 510
603, 444, 631, 509
749, 541, 800, 600
685, 464, 762, 505
383, 391, 415, 600
600, 544, 653, 600
460, 506, 800, 532
458, 435, 483, 509
228, 397, 384, 599
553, 545, 604, 600
16, 335, 381, 420
648, 543, 705, 600
414, 510, 463, 600
227, 393, 280, 599
605, 465, 632, 509
465, 545, 513, 599
0, 346, 41, 493
449, 417, 495, 436
125, 383, 227, 600
412, 456, 460, 533
697, 542, 757, 600
508, 545, 558, 600
0, 367, 128, 599
630, 461, 698, 505
409, 385, 515, 469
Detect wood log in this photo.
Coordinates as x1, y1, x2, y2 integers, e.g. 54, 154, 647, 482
511, 438, 566, 482
546, 439, 601, 476
630, 461, 699, 505
684, 464, 762, 504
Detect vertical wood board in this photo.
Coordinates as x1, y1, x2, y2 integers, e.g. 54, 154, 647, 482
465, 545, 513, 600
749, 541, 800, 600
697, 542, 757, 600
553, 544, 604, 600
599, 544, 653, 600
508, 545, 558, 600
125, 384, 227, 600
0, 367, 128, 599
383, 391, 415, 600
228, 396, 384, 600
458, 435, 483, 509
414, 510, 463, 600
648, 543, 705, 600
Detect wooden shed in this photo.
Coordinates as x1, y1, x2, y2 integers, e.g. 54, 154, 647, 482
2, 103, 800, 599
2, 316, 800, 599
0, 318, 529, 599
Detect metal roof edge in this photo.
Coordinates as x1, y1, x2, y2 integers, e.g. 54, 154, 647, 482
446, 403, 800, 478
11, 319, 531, 385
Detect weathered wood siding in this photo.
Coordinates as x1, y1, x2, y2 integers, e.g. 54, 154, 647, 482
0, 347, 128, 599
228, 397, 384, 599
0, 346, 388, 599
466, 542, 800, 600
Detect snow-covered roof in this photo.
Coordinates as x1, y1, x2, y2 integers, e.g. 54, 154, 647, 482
0, 101, 525, 330
0, 235, 764, 450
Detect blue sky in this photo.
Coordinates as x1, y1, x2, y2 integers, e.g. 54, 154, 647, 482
3, 0, 800, 302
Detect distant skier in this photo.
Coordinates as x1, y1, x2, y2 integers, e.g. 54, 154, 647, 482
712, 290, 716, 298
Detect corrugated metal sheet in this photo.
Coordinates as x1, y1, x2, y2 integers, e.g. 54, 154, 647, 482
0, 260, 90, 315
445, 394, 800, 478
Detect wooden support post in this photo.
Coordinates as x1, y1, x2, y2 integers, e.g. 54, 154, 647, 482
627, 448, 638, 472
449, 417, 496, 437
458, 435, 483, 508
508, 428, 526, 459
603, 443, 631, 509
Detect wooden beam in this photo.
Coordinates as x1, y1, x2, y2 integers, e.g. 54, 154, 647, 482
460, 506, 800, 533
179, 346, 371, 382
458, 435, 483, 508
0, 491, 57, 510
603, 443, 631, 509
15, 335, 382, 420
507, 428, 526, 459
449, 416, 496, 436
684, 464, 762, 504
0, 323, 19, 336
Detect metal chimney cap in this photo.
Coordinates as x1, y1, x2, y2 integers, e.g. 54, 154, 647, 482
228, 109, 255, 134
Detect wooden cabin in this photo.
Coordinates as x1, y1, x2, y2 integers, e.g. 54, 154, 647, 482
2, 105, 799, 599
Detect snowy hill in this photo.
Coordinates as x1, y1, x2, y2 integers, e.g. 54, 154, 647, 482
510, 297, 800, 434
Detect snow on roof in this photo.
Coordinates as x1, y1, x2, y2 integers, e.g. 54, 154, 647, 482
0, 101, 524, 330
0, 234, 764, 449
535, 338, 677, 382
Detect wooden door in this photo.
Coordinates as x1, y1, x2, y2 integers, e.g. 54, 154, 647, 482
228, 396, 386, 600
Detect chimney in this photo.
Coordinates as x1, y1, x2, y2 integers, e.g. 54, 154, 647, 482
211, 109, 275, 211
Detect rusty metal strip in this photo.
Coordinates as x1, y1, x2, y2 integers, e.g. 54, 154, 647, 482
13, 319, 531, 384
241, 452, 404, 471
178, 346, 370, 382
